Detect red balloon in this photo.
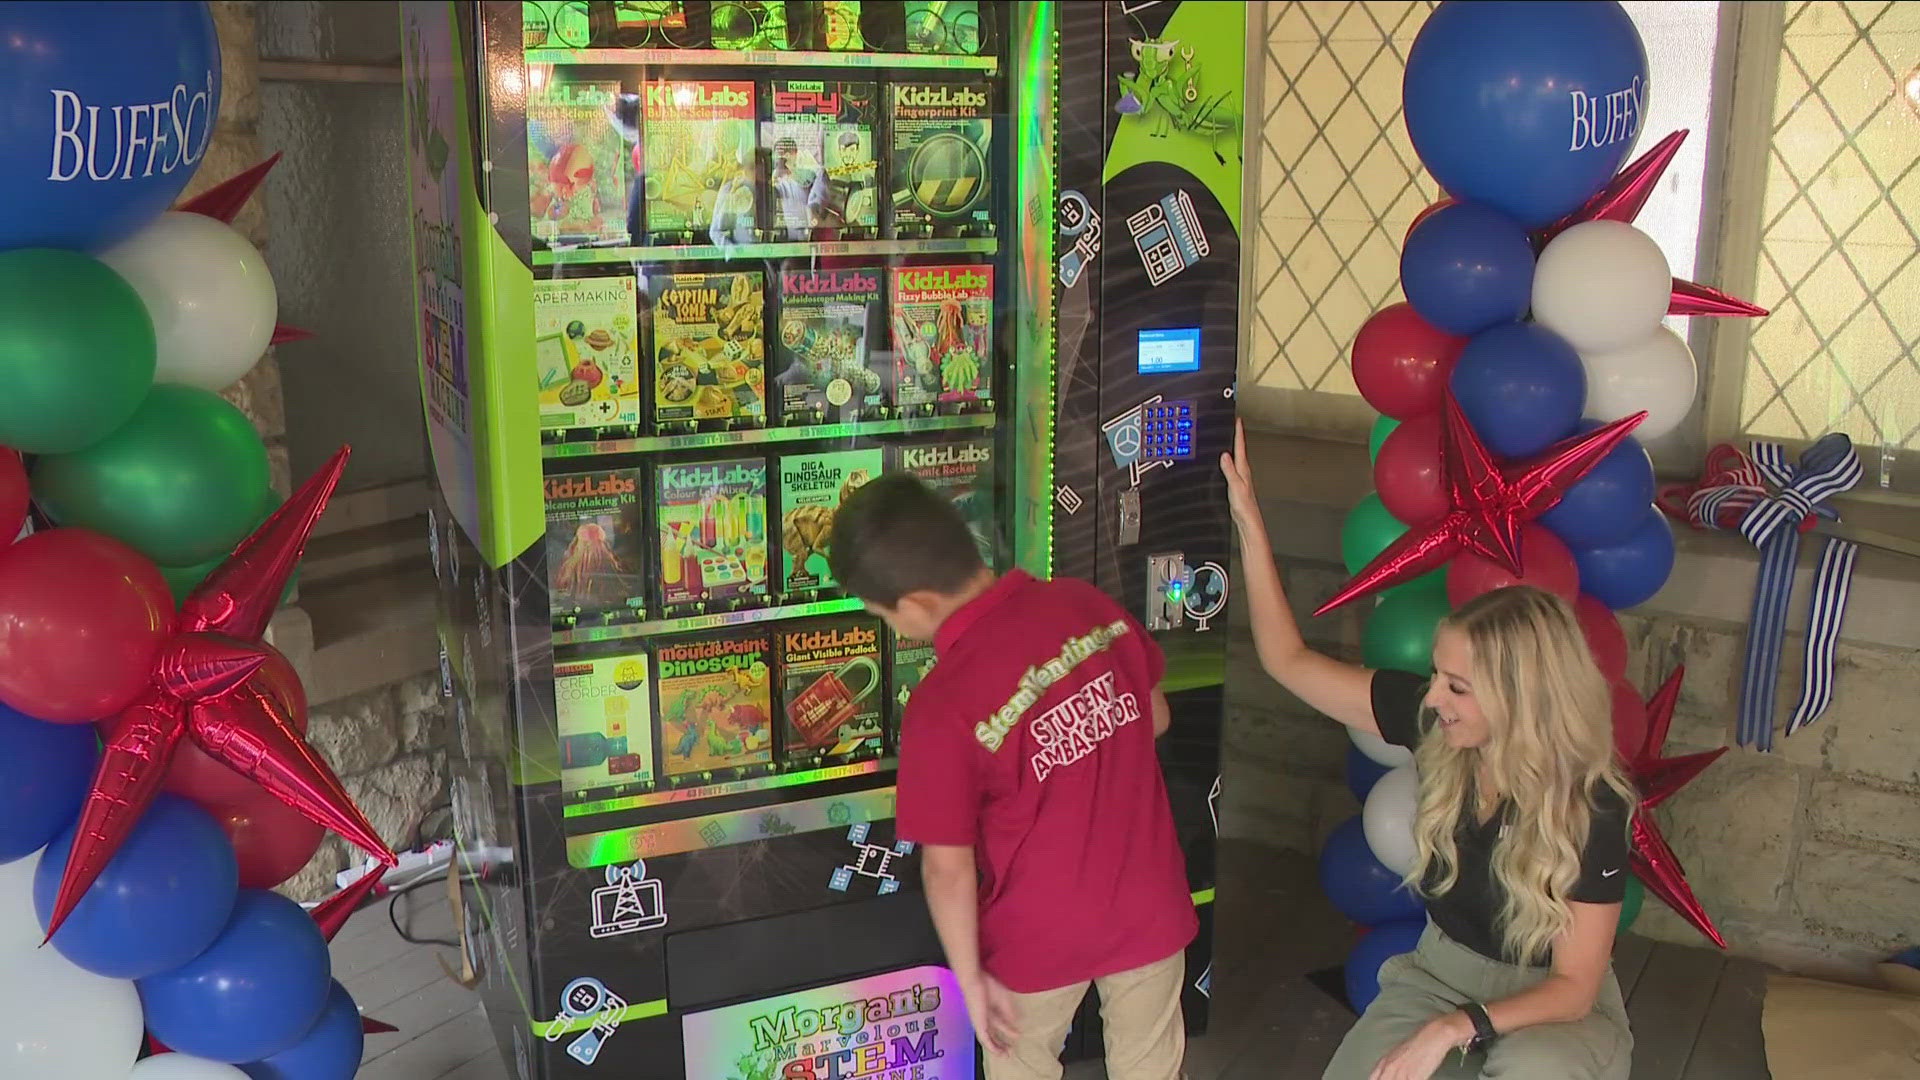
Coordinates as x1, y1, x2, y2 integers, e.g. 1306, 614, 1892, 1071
1611, 678, 1649, 760
1405, 197, 1457, 247
1445, 525, 1581, 607
1373, 413, 1449, 526
1576, 594, 1629, 680
1351, 303, 1465, 420
0, 449, 26, 548
166, 645, 308, 805
0, 528, 172, 721
213, 787, 326, 889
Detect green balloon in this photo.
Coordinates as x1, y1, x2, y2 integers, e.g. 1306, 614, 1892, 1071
1342, 493, 1448, 598
33, 384, 270, 566
157, 491, 299, 607
0, 249, 156, 454
1361, 587, 1453, 674
1368, 414, 1401, 464
1618, 872, 1644, 933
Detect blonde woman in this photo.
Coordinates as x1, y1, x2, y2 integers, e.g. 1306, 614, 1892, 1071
1221, 424, 1634, 1080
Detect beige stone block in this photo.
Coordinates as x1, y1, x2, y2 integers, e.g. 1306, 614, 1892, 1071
1650, 750, 1802, 917
277, 836, 351, 904
1791, 839, 1920, 949
1807, 776, 1920, 852
342, 753, 447, 857
221, 346, 286, 439
266, 439, 291, 498
210, 1, 261, 129
1802, 644, 1920, 785
308, 688, 403, 776
1635, 618, 1745, 751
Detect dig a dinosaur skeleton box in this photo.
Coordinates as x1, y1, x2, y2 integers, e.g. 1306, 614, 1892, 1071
776, 447, 882, 598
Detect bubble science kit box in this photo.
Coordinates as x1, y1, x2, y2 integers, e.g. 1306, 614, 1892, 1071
641, 80, 758, 241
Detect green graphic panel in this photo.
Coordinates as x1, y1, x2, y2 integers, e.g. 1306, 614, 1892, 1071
1103, 3, 1245, 234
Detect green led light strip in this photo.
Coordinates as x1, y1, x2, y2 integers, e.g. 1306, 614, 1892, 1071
555, 595, 864, 645
534, 235, 997, 268
1191, 888, 1215, 907
532, 997, 670, 1039
544, 411, 996, 461
567, 787, 899, 868
564, 758, 888, 818
526, 48, 999, 72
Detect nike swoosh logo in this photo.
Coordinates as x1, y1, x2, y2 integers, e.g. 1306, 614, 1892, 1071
1602, 868, 1621, 877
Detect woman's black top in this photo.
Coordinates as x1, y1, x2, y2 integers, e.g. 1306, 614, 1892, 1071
1371, 668, 1631, 965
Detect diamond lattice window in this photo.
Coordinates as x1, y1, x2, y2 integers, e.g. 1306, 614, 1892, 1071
1739, 1, 1920, 457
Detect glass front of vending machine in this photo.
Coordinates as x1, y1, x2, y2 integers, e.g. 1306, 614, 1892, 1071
402, 1, 1246, 1076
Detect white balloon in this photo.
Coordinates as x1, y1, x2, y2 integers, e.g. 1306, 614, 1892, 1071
100, 211, 278, 392
1532, 221, 1672, 354
0, 942, 143, 1080
1362, 765, 1421, 876
130, 1053, 251, 1079
1580, 325, 1699, 442
1350, 726, 1413, 769
0, 848, 43, 955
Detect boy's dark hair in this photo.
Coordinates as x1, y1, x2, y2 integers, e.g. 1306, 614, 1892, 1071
828, 472, 986, 606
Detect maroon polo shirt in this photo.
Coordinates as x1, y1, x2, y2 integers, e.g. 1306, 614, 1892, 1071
895, 570, 1196, 992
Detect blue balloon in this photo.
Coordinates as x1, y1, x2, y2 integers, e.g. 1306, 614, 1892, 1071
1540, 420, 1656, 548
1450, 323, 1586, 459
1319, 816, 1424, 926
1404, 1, 1650, 226
33, 793, 237, 978
1571, 508, 1675, 611
0, 2, 221, 251
242, 980, 365, 1080
1400, 202, 1536, 336
1346, 745, 1393, 803
1345, 917, 1428, 1014
139, 890, 333, 1063
0, 703, 97, 861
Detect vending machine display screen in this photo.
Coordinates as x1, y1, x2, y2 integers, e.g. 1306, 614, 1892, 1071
1137, 326, 1201, 374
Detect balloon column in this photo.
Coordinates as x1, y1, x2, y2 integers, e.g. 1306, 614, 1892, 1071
0, 6, 393, 1079
1321, 0, 1762, 984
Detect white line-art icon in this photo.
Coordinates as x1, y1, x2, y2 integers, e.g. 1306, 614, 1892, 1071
544, 976, 628, 1065
589, 860, 667, 939
828, 822, 914, 894
1126, 190, 1209, 287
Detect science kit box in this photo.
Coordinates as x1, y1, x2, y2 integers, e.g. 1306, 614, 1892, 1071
544, 468, 647, 627
556, 652, 655, 796
888, 263, 992, 411
773, 266, 884, 425
641, 80, 758, 242
648, 270, 767, 429
533, 275, 640, 433
887, 629, 937, 741
776, 447, 882, 597
652, 628, 774, 782
653, 456, 770, 612
890, 435, 996, 566
777, 614, 884, 766
526, 78, 629, 246
888, 81, 992, 236
763, 80, 879, 239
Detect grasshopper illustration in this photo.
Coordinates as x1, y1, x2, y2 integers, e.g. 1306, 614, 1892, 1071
1115, 36, 1239, 166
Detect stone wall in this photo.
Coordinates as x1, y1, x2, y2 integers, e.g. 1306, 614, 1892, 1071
201, 0, 450, 902
281, 673, 449, 899
1221, 429, 1920, 979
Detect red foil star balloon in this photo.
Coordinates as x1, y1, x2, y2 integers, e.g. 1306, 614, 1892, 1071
1314, 397, 1648, 614
1623, 666, 1729, 949
1536, 130, 1690, 245
45, 449, 397, 939
1669, 277, 1769, 318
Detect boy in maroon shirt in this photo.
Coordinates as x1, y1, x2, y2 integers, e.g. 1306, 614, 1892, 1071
829, 473, 1196, 1080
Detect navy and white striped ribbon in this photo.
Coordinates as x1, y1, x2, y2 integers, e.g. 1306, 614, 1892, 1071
1686, 435, 1861, 750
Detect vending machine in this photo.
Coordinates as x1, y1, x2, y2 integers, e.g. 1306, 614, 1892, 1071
401, 2, 1248, 1076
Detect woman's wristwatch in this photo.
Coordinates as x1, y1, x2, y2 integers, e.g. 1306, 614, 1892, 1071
1461, 1002, 1499, 1051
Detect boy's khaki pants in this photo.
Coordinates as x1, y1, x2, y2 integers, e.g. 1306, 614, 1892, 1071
983, 950, 1186, 1080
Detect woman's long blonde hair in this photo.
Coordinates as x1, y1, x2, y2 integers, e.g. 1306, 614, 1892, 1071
1408, 586, 1635, 965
